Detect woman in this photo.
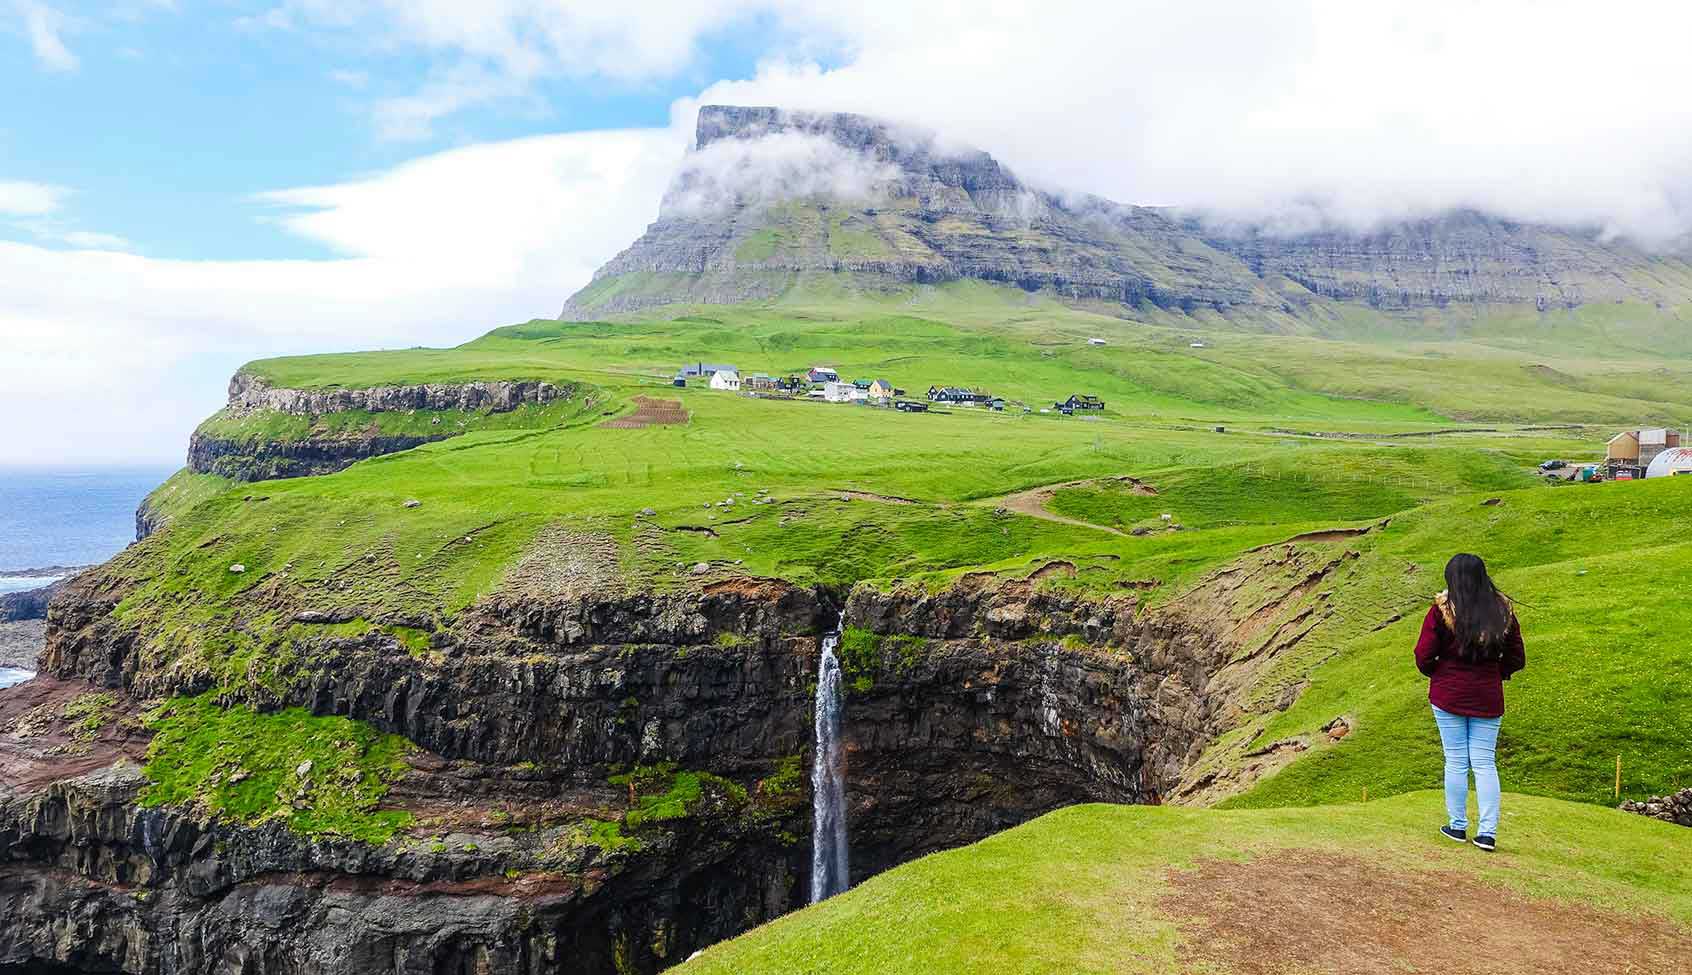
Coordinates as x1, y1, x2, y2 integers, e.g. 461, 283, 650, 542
1413, 553, 1526, 852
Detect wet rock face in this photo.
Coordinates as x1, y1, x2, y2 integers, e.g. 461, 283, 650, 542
20, 573, 1234, 974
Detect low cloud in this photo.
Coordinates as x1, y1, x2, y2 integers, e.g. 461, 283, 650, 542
663, 131, 898, 216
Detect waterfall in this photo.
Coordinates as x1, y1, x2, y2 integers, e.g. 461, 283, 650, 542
810, 614, 849, 903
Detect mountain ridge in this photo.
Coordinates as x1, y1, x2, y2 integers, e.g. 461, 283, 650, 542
560, 105, 1692, 327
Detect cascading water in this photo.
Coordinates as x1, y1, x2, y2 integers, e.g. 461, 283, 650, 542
810, 613, 850, 903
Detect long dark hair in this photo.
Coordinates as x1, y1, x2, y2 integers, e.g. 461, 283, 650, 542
1443, 553, 1513, 662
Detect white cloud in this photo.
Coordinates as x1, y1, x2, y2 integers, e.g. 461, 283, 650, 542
55, 230, 133, 250
269, 1, 1692, 241
12, 0, 78, 71
0, 180, 67, 216
663, 130, 897, 216
256, 0, 782, 138
680, 1, 1692, 243
0, 128, 683, 464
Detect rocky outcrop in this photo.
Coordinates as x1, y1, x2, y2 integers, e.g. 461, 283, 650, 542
1621, 788, 1692, 828
184, 374, 574, 483
187, 429, 453, 481
0, 575, 75, 623
561, 104, 1692, 322
225, 373, 565, 418
0, 762, 806, 975
132, 498, 161, 542
9, 558, 1269, 974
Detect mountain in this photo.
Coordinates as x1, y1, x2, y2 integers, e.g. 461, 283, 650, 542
561, 105, 1692, 329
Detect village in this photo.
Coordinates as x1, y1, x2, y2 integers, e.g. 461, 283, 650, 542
672, 362, 1107, 416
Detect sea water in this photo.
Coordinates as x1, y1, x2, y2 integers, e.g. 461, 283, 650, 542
0, 466, 172, 574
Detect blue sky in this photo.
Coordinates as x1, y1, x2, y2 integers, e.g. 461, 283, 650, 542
2, 2, 1689, 466
0, 3, 796, 260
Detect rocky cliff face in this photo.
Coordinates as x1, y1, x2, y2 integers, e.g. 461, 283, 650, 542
225, 373, 565, 418
3, 549, 1298, 974
561, 105, 1272, 319
560, 104, 1692, 322
184, 374, 572, 484
186, 430, 453, 482
1194, 210, 1683, 311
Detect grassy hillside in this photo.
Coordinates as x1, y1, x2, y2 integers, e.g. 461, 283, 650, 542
117, 282, 1692, 844
680, 792, 1692, 974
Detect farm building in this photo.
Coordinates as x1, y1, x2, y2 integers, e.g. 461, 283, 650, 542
1087, 337, 1106, 346
894, 400, 928, 413
708, 369, 742, 391
807, 366, 840, 384
672, 375, 687, 388
1608, 427, 1681, 477
1640, 428, 1681, 465
1607, 431, 1640, 465
743, 373, 778, 391
823, 381, 866, 403
1646, 447, 1692, 478
928, 385, 990, 405
680, 362, 736, 378
1059, 394, 1105, 411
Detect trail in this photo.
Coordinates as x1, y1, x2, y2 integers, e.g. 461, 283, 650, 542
983, 478, 1129, 537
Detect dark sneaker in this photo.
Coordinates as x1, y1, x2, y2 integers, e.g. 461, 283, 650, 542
1440, 825, 1467, 843
1472, 834, 1496, 852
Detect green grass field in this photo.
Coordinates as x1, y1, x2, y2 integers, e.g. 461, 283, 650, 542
680, 792, 1692, 974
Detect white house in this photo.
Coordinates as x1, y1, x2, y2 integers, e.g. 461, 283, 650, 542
709, 369, 742, 391
1087, 337, 1106, 346
1189, 341, 1207, 349
823, 381, 858, 403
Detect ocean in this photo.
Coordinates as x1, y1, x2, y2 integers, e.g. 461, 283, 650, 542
0, 466, 175, 594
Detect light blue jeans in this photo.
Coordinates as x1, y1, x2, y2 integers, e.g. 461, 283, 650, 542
1432, 705, 1502, 836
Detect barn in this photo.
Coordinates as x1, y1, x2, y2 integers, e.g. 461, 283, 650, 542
1645, 447, 1692, 478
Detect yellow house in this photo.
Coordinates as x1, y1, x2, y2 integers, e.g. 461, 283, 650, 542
1607, 430, 1640, 464
868, 379, 896, 399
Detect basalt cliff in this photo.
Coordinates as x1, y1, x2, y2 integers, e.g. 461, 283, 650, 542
1, 491, 1352, 974
560, 105, 1692, 324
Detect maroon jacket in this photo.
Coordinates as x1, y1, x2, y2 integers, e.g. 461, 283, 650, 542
1413, 594, 1526, 718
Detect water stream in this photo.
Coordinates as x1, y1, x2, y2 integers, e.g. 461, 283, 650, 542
810, 614, 849, 903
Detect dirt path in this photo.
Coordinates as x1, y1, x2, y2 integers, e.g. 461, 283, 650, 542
1160, 849, 1691, 974
983, 478, 1131, 536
